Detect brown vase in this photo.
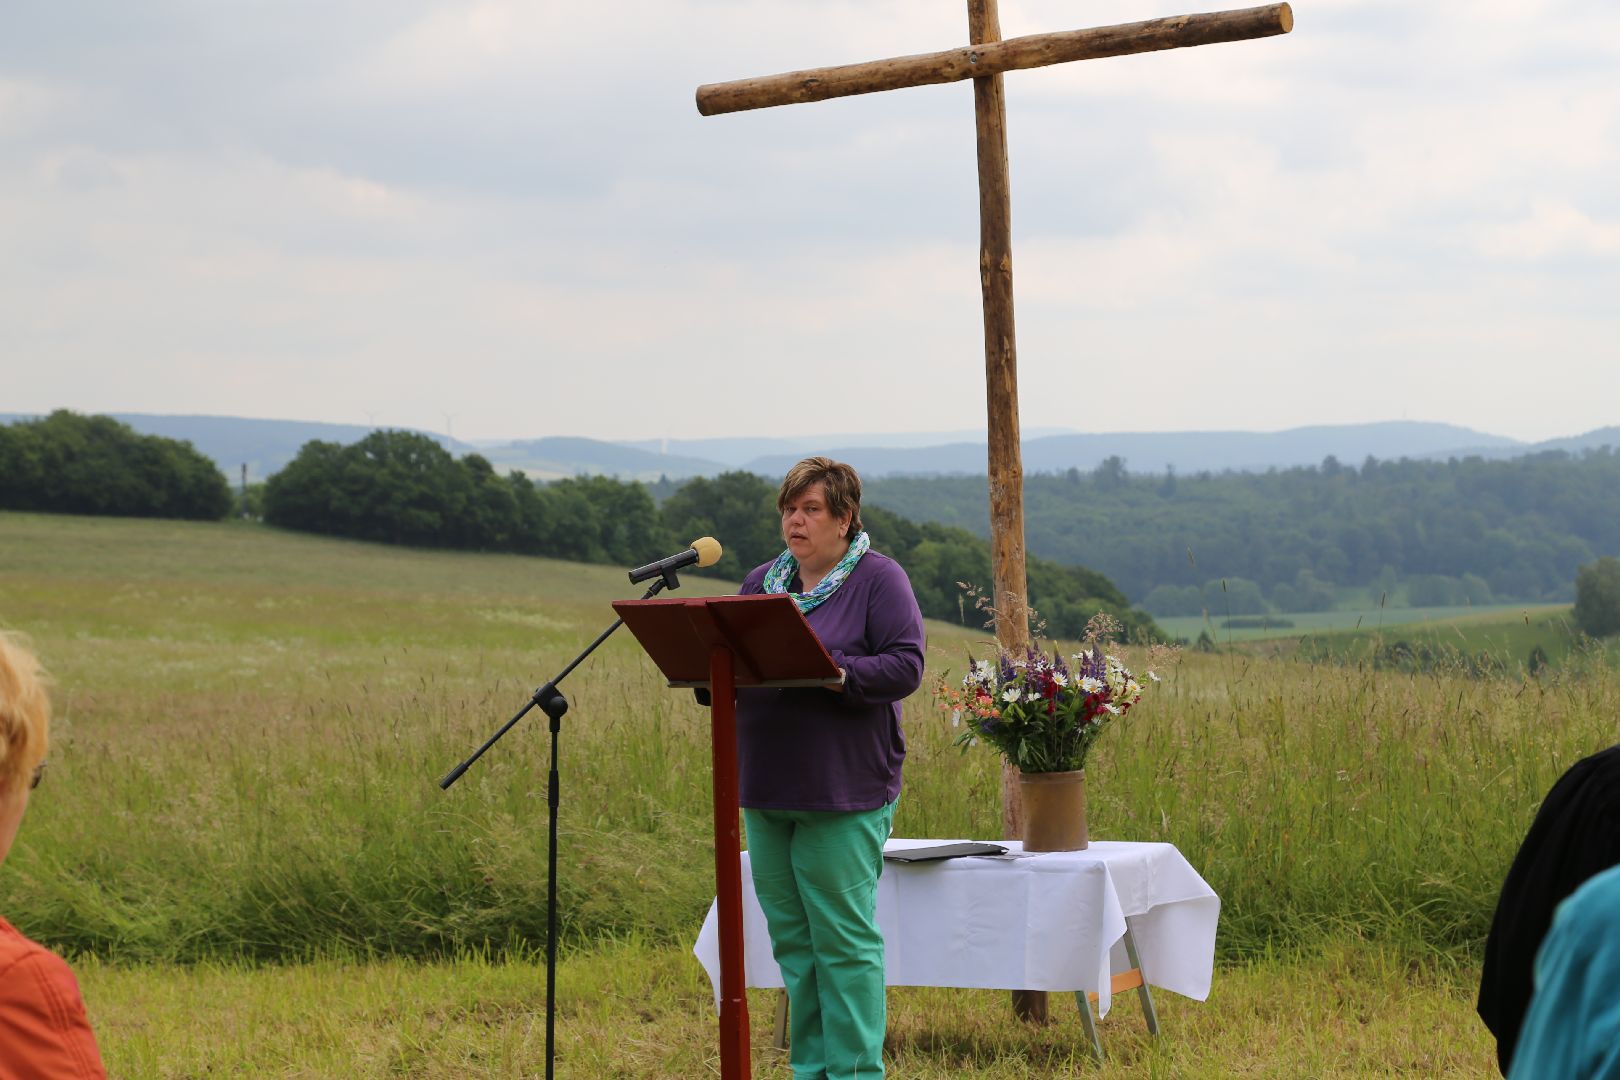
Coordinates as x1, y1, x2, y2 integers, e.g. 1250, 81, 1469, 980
1019, 769, 1089, 852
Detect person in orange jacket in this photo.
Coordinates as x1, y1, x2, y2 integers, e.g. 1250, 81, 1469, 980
0, 633, 106, 1079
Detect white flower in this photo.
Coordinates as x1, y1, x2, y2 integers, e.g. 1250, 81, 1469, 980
1025, 690, 1043, 704
1002, 687, 1021, 703
1147, 671, 1161, 682
1079, 676, 1103, 693
1102, 703, 1121, 715
1052, 671, 1068, 687
974, 659, 994, 675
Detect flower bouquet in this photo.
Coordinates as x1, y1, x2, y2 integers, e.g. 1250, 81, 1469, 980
939, 644, 1154, 774
939, 638, 1157, 851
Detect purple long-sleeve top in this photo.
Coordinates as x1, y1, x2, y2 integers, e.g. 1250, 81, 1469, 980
736, 550, 926, 812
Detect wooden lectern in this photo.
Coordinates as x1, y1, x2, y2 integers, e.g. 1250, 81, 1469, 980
613, 594, 843, 1080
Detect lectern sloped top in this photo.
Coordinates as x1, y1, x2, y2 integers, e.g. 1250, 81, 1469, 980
613, 594, 843, 688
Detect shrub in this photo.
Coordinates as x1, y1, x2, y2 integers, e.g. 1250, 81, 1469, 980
1573, 556, 1620, 638
0, 410, 231, 520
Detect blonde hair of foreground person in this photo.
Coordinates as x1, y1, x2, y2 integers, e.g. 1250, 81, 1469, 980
0, 631, 108, 1079
0, 631, 51, 855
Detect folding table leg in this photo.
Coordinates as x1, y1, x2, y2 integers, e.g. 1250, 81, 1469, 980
1074, 921, 1162, 1060
772, 990, 789, 1050
1122, 924, 1160, 1036
1074, 991, 1105, 1062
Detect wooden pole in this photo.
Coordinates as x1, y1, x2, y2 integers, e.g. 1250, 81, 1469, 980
697, 4, 1291, 115
968, 0, 1046, 1027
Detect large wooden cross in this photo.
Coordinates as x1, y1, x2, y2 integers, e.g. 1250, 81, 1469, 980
696, 2, 1292, 1067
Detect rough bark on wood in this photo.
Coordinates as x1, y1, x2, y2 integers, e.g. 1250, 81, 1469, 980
696, 3, 1292, 115
968, 0, 1047, 1028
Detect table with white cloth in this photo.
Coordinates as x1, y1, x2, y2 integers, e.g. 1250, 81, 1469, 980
694, 838, 1220, 1052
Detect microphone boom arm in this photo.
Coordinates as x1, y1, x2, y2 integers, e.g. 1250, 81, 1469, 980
438, 574, 673, 789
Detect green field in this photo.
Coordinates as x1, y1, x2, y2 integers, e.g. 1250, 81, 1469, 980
3, 511, 1615, 1076
1157, 602, 1547, 645
1287, 604, 1620, 670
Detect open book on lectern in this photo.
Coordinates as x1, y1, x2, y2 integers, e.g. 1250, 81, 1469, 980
612, 594, 844, 689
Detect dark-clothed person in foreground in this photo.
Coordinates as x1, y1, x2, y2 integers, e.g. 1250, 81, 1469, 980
1507, 863, 1620, 1080
1479, 744, 1620, 1074
736, 457, 924, 1080
0, 633, 108, 1079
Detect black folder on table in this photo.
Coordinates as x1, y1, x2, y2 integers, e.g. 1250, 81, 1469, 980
883, 842, 1008, 863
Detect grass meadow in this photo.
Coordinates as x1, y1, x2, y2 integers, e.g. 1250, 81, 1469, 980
1164, 602, 1620, 679
1156, 603, 1535, 645
1287, 605, 1620, 670
3, 511, 1617, 1076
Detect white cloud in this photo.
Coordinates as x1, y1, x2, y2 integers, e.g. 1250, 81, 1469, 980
1, 0, 1617, 443
1475, 199, 1620, 260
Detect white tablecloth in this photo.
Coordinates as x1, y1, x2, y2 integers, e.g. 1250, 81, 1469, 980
694, 839, 1220, 1017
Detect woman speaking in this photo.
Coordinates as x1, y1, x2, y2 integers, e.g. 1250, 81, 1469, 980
736, 457, 925, 1080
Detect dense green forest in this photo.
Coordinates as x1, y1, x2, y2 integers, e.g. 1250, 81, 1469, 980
864, 451, 1620, 613
0, 411, 232, 520
263, 431, 1159, 640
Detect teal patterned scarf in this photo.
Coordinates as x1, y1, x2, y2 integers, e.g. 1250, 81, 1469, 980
763, 531, 871, 614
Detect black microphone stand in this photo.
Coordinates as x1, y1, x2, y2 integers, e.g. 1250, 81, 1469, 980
440, 568, 683, 1080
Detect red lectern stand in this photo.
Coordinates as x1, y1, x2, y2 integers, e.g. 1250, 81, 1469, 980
613, 594, 843, 1080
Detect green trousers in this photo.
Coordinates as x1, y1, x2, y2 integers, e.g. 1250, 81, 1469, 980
744, 802, 895, 1080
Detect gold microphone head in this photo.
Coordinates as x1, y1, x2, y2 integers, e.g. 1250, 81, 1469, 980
691, 536, 723, 568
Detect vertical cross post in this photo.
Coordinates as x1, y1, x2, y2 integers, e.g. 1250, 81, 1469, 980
967, 0, 1044, 1025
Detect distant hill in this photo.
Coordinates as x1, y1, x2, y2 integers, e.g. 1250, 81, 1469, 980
477, 437, 726, 482
7, 413, 1615, 483
610, 437, 804, 469
1409, 426, 1620, 463
611, 429, 1077, 469
743, 422, 1525, 478
1521, 426, 1620, 456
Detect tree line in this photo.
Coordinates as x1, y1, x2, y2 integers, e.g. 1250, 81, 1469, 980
863, 450, 1620, 613
259, 431, 1158, 640
25, 412, 1617, 638
0, 411, 232, 520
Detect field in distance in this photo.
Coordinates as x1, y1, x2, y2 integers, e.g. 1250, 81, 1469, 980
1160, 602, 1620, 672
1157, 602, 1546, 644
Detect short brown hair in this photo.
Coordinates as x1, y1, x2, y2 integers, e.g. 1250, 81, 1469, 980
0, 633, 51, 794
778, 457, 864, 536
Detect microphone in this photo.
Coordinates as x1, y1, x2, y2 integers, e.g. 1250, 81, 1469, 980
628, 537, 722, 584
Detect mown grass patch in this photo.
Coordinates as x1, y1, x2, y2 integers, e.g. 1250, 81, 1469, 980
78, 937, 1493, 1078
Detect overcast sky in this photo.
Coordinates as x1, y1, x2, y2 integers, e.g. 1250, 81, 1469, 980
3, 0, 1616, 443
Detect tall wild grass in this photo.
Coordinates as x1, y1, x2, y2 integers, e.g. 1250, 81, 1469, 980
1, 512, 1614, 963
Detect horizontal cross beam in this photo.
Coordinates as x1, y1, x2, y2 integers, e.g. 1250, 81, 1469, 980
696, 3, 1292, 116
